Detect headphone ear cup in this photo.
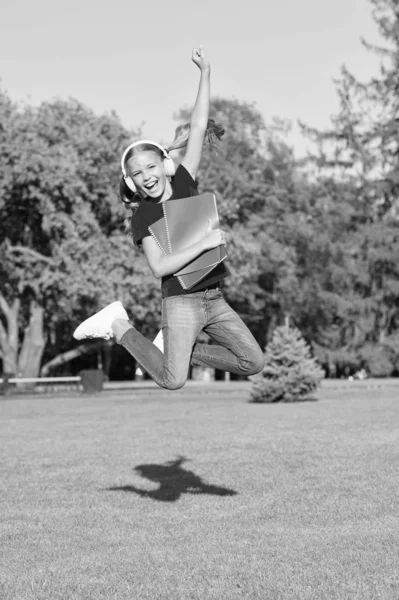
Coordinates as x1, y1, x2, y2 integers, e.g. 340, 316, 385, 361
123, 175, 136, 193
163, 156, 176, 178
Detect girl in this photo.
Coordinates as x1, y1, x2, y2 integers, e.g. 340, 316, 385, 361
73, 46, 265, 389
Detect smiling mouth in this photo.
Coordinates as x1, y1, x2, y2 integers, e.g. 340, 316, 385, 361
145, 181, 158, 191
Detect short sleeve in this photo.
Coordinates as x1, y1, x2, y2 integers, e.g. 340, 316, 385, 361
130, 211, 150, 247
172, 164, 199, 197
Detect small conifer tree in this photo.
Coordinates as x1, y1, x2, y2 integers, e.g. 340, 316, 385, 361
250, 323, 324, 403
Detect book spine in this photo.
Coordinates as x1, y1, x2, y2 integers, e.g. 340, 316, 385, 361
148, 226, 167, 255
176, 275, 189, 290
162, 203, 173, 254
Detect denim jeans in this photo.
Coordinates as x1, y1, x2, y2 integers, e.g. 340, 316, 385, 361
119, 288, 265, 390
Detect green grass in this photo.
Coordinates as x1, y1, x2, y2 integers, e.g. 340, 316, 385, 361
1, 381, 398, 600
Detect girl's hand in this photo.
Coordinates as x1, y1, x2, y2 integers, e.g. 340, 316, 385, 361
202, 219, 226, 250
192, 46, 210, 72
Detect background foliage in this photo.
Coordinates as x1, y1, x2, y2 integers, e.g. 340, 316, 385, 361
0, 0, 398, 379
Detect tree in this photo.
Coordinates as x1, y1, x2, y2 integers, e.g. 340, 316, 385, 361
175, 99, 304, 346
302, 0, 399, 217
298, 0, 399, 367
0, 89, 161, 377
250, 323, 325, 403
200, 99, 276, 225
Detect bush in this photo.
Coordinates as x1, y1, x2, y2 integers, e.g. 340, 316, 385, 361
250, 325, 324, 403
359, 344, 395, 378
312, 344, 360, 379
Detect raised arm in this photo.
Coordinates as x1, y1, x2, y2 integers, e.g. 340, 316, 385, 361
180, 46, 210, 180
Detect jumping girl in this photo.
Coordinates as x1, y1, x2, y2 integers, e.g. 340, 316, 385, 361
73, 46, 265, 389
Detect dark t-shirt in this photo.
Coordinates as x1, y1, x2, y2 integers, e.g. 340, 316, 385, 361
131, 164, 229, 297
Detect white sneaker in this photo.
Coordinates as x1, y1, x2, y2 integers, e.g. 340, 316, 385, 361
73, 301, 129, 341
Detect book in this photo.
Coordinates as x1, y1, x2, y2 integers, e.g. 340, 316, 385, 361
148, 193, 227, 290
148, 218, 168, 256
149, 217, 225, 272
176, 246, 227, 275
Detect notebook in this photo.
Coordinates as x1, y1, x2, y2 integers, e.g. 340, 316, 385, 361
148, 193, 227, 289
149, 216, 226, 273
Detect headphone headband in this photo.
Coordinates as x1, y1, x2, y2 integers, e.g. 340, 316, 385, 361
121, 140, 170, 175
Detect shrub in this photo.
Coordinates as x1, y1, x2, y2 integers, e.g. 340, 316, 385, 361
250, 325, 324, 403
312, 344, 360, 379
359, 344, 394, 378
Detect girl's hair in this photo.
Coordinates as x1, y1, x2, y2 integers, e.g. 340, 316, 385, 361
123, 142, 165, 175
167, 118, 225, 153
120, 119, 225, 213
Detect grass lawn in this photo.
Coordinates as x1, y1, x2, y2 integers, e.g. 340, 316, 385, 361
1, 381, 398, 600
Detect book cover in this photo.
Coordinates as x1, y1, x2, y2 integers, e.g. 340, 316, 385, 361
148, 218, 168, 255
150, 216, 226, 275
148, 193, 227, 289
176, 245, 228, 275
163, 192, 219, 253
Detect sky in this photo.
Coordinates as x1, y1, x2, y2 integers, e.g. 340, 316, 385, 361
1, 0, 383, 155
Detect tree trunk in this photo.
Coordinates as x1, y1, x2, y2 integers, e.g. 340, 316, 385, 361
102, 341, 113, 380
0, 295, 20, 375
40, 340, 106, 376
18, 300, 46, 378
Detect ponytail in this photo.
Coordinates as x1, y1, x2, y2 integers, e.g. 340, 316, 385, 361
167, 118, 225, 153
119, 176, 141, 214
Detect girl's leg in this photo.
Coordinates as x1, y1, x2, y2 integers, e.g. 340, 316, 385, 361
114, 294, 204, 390
191, 289, 265, 376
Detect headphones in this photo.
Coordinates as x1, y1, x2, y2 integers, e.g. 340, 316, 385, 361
121, 140, 176, 194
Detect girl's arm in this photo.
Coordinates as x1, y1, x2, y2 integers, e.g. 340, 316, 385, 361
180, 46, 210, 181
142, 222, 224, 279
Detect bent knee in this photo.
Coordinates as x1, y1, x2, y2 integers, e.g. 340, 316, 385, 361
244, 351, 265, 376
162, 376, 187, 391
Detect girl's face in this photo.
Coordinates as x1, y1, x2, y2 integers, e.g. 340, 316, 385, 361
127, 151, 168, 200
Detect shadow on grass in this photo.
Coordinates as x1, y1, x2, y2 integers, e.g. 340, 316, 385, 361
108, 456, 238, 502
248, 395, 319, 404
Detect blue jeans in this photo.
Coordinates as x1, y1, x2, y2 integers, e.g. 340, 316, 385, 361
119, 288, 265, 390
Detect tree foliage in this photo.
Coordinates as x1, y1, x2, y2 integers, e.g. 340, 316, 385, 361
0, 90, 160, 377
250, 324, 324, 402
1, 2, 399, 380
297, 0, 399, 373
